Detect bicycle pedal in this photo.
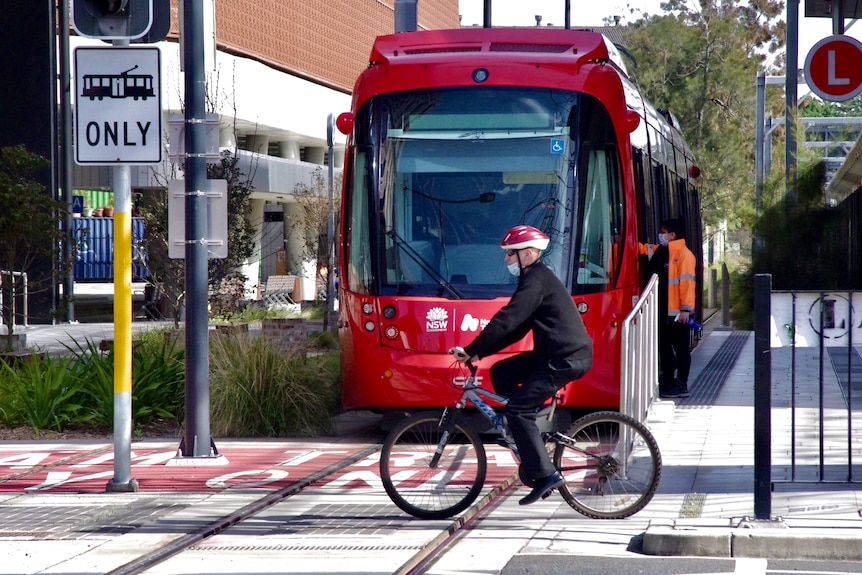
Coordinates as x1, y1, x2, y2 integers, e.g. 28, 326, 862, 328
540, 489, 555, 500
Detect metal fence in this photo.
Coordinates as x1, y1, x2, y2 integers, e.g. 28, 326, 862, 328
620, 273, 660, 425
754, 274, 862, 517
0, 270, 28, 328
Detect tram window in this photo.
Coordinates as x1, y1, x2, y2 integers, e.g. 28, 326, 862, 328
634, 149, 656, 244
577, 148, 619, 290
346, 149, 373, 295
651, 164, 667, 220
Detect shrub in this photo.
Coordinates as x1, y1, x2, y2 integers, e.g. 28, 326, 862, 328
0, 356, 87, 433
66, 329, 185, 431
209, 332, 339, 437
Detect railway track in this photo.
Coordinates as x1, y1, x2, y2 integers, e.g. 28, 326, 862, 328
63, 442, 518, 575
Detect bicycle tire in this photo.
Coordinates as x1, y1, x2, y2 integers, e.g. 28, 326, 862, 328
380, 411, 487, 520
553, 410, 661, 519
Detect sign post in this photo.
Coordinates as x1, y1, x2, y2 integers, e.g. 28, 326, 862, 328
804, 34, 862, 102
74, 43, 162, 493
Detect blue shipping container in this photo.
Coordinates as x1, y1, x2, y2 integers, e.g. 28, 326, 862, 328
73, 217, 149, 282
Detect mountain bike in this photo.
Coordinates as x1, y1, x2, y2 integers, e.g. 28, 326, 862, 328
379, 360, 662, 520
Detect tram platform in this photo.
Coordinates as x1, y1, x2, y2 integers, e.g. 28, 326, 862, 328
0, 318, 860, 573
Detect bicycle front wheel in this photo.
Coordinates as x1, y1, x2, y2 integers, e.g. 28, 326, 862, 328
554, 410, 661, 519
380, 412, 486, 520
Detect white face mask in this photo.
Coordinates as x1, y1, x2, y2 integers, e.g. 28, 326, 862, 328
507, 262, 521, 277
658, 233, 669, 247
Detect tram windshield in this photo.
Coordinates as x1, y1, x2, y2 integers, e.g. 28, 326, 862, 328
345, 86, 623, 298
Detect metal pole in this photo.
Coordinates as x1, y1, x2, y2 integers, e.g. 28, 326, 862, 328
326, 114, 335, 332
181, 0, 215, 458
754, 71, 765, 256
483, 0, 492, 27
57, 0, 75, 323
106, 37, 138, 492
753, 273, 772, 520
785, 0, 798, 205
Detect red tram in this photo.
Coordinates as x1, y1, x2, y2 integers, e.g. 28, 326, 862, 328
335, 27, 702, 428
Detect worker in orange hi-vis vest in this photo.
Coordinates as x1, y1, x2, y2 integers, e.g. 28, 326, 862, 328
639, 217, 697, 399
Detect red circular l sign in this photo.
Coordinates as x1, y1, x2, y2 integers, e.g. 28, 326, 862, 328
804, 35, 862, 101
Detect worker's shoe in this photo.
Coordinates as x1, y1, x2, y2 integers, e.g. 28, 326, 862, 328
660, 384, 689, 399
519, 471, 565, 505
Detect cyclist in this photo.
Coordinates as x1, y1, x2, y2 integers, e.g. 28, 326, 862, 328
450, 225, 593, 505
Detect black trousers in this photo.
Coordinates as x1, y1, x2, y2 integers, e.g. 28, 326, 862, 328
489, 352, 589, 481
660, 319, 691, 388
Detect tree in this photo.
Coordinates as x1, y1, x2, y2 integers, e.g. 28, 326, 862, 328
285, 167, 342, 311
138, 150, 257, 324
624, 0, 785, 231
752, 160, 844, 289
0, 145, 68, 350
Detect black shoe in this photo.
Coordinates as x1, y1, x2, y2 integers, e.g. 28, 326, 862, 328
519, 471, 565, 505
675, 379, 690, 398
660, 384, 687, 399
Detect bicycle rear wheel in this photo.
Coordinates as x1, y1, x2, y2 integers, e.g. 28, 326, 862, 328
380, 411, 486, 520
553, 410, 661, 519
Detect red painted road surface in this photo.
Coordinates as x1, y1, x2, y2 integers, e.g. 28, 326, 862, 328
0, 442, 519, 493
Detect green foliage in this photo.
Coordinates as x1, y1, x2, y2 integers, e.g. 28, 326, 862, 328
138, 150, 256, 324
64, 329, 185, 431
308, 330, 338, 350
129, 330, 185, 425
0, 145, 69, 345
802, 93, 862, 118
729, 266, 755, 331
0, 328, 341, 438
0, 356, 87, 433
753, 161, 845, 290
207, 151, 256, 286
625, 0, 784, 231
65, 339, 115, 428
210, 305, 291, 323
209, 333, 340, 437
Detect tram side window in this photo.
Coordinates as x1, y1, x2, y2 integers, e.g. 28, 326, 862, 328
577, 148, 621, 291
346, 149, 373, 295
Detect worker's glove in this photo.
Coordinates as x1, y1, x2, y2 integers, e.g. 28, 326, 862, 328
448, 346, 470, 364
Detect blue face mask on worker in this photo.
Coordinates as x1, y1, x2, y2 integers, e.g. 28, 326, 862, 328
507, 262, 521, 277
658, 233, 669, 247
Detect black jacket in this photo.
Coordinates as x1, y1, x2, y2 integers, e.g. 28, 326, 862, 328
464, 261, 592, 361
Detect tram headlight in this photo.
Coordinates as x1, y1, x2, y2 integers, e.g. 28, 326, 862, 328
362, 302, 374, 314
383, 306, 397, 319
472, 68, 489, 83
383, 325, 399, 340
364, 320, 376, 332
577, 302, 588, 314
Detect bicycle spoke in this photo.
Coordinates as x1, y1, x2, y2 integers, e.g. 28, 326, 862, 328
554, 411, 661, 519
380, 413, 487, 519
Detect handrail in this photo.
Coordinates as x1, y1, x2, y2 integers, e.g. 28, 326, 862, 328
620, 274, 660, 425
0, 270, 29, 329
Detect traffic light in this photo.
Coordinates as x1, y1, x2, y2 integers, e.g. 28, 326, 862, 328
72, 0, 153, 40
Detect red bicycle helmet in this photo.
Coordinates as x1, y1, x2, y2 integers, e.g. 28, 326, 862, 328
500, 225, 550, 251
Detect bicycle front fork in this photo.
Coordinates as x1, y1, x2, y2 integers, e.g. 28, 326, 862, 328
430, 407, 461, 468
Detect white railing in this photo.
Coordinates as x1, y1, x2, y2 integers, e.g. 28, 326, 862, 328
620, 274, 660, 425
0, 271, 28, 329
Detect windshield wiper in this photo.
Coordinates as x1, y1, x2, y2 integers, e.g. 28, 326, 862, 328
386, 229, 464, 299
